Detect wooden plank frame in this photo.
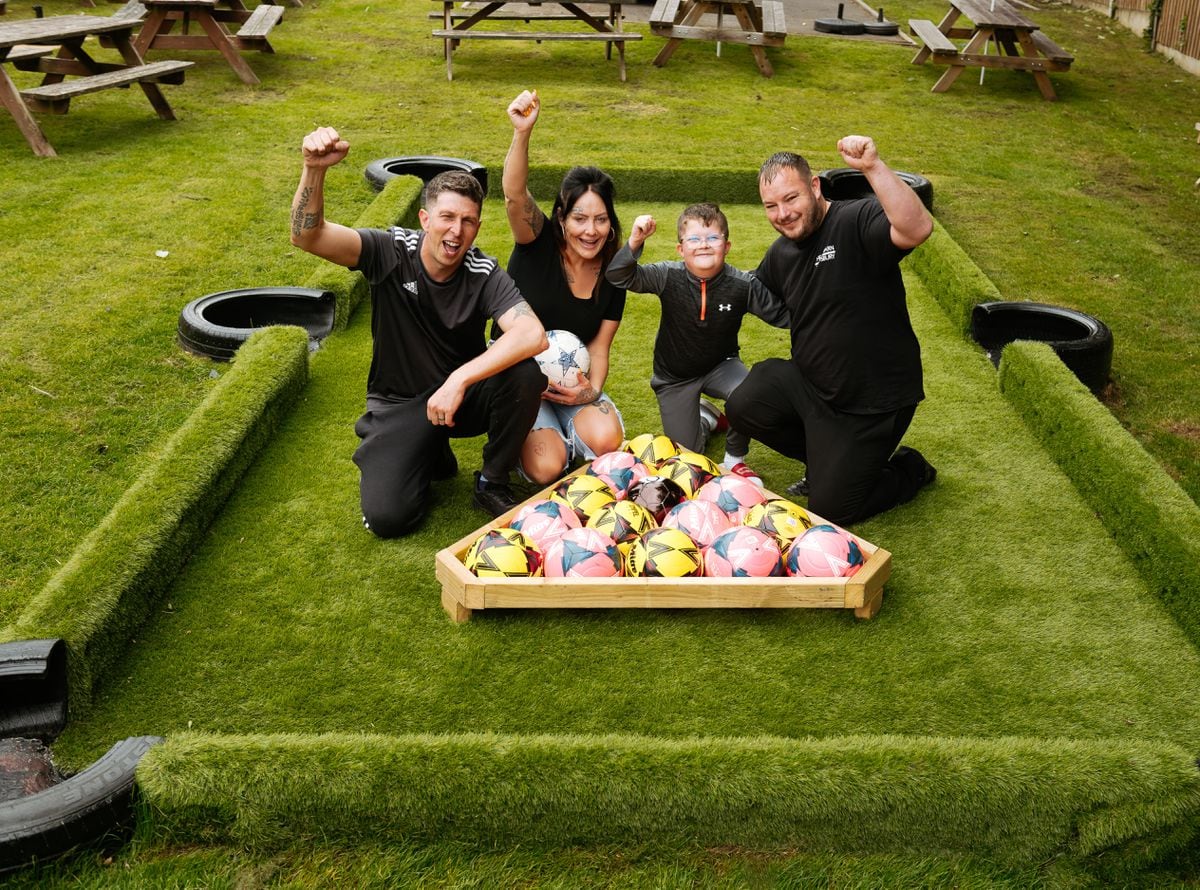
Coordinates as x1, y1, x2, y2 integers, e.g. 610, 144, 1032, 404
435, 470, 891, 624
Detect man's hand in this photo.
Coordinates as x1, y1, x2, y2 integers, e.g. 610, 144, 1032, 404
543, 369, 599, 406
303, 127, 349, 169
836, 135, 880, 172
427, 375, 467, 427
507, 89, 540, 133
629, 214, 656, 250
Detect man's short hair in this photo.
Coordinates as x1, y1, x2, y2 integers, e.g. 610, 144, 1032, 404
676, 202, 729, 240
423, 170, 484, 212
759, 152, 812, 185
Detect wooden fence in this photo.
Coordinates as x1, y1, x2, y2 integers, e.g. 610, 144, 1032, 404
1072, 0, 1200, 72
1156, 0, 1200, 59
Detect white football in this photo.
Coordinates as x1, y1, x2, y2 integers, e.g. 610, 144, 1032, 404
535, 329, 591, 387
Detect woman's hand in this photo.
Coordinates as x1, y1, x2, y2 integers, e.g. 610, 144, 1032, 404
543, 369, 599, 406
507, 89, 539, 133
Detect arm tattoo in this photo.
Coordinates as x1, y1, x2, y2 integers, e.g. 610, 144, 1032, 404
291, 186, 317, 238
523, 195, 544, 237
511, 300, 534, 318
582, 388, 602, 405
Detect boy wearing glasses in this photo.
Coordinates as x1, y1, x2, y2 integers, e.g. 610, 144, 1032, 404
606, 202, 788, 485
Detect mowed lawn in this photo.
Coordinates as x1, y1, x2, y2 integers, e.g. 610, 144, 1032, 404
53, 201, 1200, 766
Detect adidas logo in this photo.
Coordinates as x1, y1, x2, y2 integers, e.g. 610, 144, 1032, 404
402, 281, 418, 295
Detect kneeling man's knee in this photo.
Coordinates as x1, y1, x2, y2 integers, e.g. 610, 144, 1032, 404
362, 494, 426, 539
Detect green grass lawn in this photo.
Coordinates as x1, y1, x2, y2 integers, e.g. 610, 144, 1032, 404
4, 0, 1200, 883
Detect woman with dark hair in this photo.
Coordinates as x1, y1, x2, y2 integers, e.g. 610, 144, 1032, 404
502, 89, 627, 485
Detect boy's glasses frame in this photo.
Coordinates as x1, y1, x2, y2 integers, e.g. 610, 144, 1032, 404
680, 234, 726, 246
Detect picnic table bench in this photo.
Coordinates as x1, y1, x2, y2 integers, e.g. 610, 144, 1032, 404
1, 13, 191, 156
431, 2, 641, 81
909, 0, 1073, 100
134, 0, 283, 84
649, 0, 786, 77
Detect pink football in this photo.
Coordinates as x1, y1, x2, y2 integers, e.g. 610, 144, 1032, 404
587, 450, 650, 500
542, 527, 623, 578
785, 524, 865, 578
662, 499, 733, 549
695, 474, 769, 523
509, 498, 581, 550
703, 526, 784, 578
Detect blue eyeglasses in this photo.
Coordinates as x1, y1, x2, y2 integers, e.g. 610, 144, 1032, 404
681, 234, 725, 246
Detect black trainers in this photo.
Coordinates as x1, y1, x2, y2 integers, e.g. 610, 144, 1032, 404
472, 471, 520, 517
894, 446, 938, 488
432, 439, 458, 481
785, 476, 810, 498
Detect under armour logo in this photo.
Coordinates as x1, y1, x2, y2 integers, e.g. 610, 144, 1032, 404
718, 303, 732, 312
403, 281, 418, 295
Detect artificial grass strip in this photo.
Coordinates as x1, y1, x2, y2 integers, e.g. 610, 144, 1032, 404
137, 730, 1200, 873
907, 218, 1003, 336
998, 341, 1200, 644
0, 326, 309, 715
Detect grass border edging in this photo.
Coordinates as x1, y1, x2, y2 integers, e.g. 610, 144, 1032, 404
136, 731, 1200, 876
0, 326, 310, 717
912, 217, 1200, 646
908, 218, 1003, 336
998, 341, 1200, 642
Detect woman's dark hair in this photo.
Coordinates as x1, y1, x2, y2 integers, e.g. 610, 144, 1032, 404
550, 166, 622, 268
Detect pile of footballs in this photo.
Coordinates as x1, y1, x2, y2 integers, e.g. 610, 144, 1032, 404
463, 433, 866, 580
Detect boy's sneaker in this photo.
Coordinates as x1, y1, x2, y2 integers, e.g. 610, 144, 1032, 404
726, 462, 764, 488
698, 398, 730, 439
785, 476, 810, 498
472, 471, 520, 518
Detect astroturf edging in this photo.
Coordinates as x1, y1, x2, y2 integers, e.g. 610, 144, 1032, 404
0, 327, 309, 717
907, 218, 1003, 337
134, 731, 1200, 878
998, 341, 1200, 646
908, 221, 1200, 647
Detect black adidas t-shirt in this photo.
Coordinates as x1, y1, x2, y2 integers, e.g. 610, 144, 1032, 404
755, 198, 924, 414
354, 227, 525, 401
503, 223, 626, 345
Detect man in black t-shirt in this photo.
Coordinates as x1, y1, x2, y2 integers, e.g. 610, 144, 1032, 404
726, 136, 938, 528
291, 126, 547, 537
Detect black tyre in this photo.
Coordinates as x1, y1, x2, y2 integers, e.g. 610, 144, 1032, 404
364, 156, 488, 195
817, 167, 935, 212
0, 736, 162, 873
0, 640, 67, 743
970, 301, 1114, 393
177, 287, 336, 362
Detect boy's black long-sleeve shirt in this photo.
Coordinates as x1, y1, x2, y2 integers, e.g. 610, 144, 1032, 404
607, 243, 789, 381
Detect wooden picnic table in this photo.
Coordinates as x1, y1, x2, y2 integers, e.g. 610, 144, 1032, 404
649, 0, 786, 77
134, 0, 283, 85
431, 2, 641, 82
909, 0, 1073, 100
1, 13, 191, 157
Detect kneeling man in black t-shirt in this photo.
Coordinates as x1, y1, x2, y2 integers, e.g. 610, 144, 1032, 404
727, 136, 938, 528
291, 127, 547, 537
